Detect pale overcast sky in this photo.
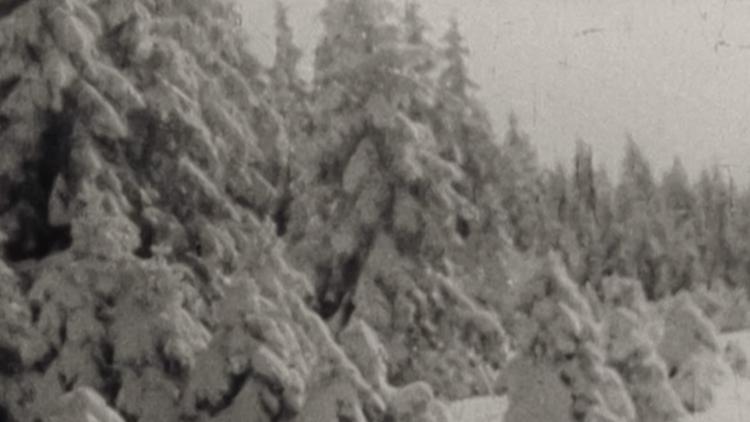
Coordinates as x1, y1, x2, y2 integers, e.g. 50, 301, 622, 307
240, 0, 750, 185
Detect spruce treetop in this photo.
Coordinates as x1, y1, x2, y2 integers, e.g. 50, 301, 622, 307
439, 16, 477, 100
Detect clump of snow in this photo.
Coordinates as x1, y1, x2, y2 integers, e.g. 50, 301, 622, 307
48, 387, 124, 422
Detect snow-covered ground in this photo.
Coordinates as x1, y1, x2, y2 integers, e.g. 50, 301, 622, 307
450, 396, 508, 422
450, 331, 750, 422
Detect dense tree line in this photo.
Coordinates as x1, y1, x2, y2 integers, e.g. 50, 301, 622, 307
272, 0, 750, 304
535, 137, 750, 301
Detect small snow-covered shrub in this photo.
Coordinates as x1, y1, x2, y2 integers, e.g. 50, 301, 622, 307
658, 293, 726, 412
692, 281, 750, 333
725, 339, 750, 378
603, 308, 687, 422
600, 277, 689, 422
659, 294, 721, 369
504, 253, 635, 422
670, 352, 728, 412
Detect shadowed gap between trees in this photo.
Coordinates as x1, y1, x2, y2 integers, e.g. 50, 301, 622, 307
4, 105, 74, 262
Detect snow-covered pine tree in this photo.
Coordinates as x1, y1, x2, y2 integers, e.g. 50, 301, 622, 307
696, 165, 739, 287
287, 0, 507, 398
269, 0, 311, 240
270, 0, 309, 133
438, 16, 477, 101
401, 1, 449, 157
657, 158, 704, 295
425, 14, 515, 336
537, 163, 571, 258
662, 157, 695, 225
547, 163, 571, 224
567, 140, 601, 283
497, 113, 544, 252
271, 0, 303, 95
613, 138, 666, 299
434, 14, 492, 177
731, 190, 750, 297
572, 140, 597, 219
595, 165, 616, 238
595, 165, 627, 289
435, 14, 501, 201
616, 137, 657, 221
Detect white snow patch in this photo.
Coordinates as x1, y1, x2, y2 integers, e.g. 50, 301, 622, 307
449, 396, 508, 422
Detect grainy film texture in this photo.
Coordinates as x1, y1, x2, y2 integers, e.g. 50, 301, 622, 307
1, 1, 749, 421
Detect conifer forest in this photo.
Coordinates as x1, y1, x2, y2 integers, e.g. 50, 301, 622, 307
1, 0, 750, 421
